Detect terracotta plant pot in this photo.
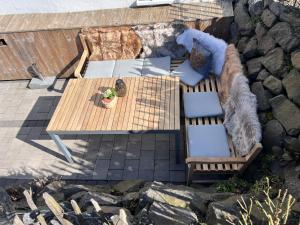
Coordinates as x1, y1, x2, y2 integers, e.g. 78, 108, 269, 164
101, 96, 118, 109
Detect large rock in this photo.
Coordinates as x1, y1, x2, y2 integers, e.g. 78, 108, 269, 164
269, 95, 300, 136
256, 69, 270, 81
140, 182, 233, 215
261, 48, 286, 76
243, 37, 258, 59
282, 69, 300, 106
82, 27, 142, 61
113, 180, 144, 194
247, 57, 263, 77
270, 1, 300, 27
206, 196, 240, 225
291, 50, 300, 71
78, 192, 122, 209
237, 37, 249, 53
257, 34, 276, 55
248, 0, 264, 16
261, 9, 277, 28
269, 22, 300, 52
284, 136, 300, 155
263, 120, 286, 150
0, 188, 15, 223
263, 75, 282, 95
282, 165, 300, 200
234, 3, 253, 35
251, 82, 270, 111
255, 22, 267, 41
149, 201, 198, 225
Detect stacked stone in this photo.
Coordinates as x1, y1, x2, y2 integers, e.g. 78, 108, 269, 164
232, 0, 300, 164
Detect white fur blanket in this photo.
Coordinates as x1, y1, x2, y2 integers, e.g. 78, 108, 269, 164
222, 75, 262, 156
176, 29, 227, 77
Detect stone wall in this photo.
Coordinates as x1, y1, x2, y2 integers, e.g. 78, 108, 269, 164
231, 0, 300, 164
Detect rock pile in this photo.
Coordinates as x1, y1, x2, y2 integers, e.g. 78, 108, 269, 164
232, 0, 300, 164
0, 179, 250, 225
2, 178, 299, 225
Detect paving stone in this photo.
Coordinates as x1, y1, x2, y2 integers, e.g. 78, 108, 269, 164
139, 170, 154, 181
102, 135, 115, 142
124, 159, 140, 171
110, 151, 126, 170
123, 170, 139, 180
154, 170, 170, 182
170, 171, 186, 183
141, 134, 155, 150
107, 170, 123, 181
127, 139, 141, 149
140, 152, 155, 170
126, 148, 140, 159
155, 160, 170, 171
155, 149, 169, 160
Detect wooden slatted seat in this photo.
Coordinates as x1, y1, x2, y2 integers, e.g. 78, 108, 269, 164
171, 59, 262, 184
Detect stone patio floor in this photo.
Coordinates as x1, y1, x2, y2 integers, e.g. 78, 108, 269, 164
0, 79, 186, 183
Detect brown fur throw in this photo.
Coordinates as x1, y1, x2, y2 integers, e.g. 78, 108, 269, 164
219, 44, 244, 104
222, 75, 261, 156
82, 27, 142, 61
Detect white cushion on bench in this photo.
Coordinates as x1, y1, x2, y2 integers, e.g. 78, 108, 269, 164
142, 56, 171, 76
113, 59, 144, 77
171, 60, 204, 86
183, 92, 223, 118
187, 125, 230, 157
85, 60, 115, 78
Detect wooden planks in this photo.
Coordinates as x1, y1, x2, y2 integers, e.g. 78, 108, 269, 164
0, 29, 82, 80
47, 76, 180, 133
0, 2, 232, 34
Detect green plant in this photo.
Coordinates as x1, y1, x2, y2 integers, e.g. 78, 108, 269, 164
227, 177, 296, 225
103, 88, 117, 99
216, 176, 249, 193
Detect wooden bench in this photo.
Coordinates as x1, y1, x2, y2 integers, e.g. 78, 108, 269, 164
171, 59, 262, 184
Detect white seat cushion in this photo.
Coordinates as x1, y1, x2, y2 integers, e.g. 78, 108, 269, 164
84, 60, 115, 78
113, 59, 144, 77
142, 56, 171, 76
183, 92, 223, 118
187, 125, 230, 157
171, 60, 204, 86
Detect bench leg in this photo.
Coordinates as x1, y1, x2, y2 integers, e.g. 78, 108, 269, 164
48, 132, 74, 163
175, 131, 181, 164
187, 164, 193, 186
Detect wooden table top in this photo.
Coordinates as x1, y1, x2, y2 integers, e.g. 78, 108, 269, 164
47, 76, 180, 133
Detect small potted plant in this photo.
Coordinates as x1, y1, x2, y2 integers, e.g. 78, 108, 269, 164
101, 88, 117, 109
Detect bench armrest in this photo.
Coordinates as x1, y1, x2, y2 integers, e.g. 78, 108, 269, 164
74, 34, 89, 78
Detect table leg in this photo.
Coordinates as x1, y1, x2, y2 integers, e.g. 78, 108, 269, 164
48, 132, 74, 163
175, 131, 181, 164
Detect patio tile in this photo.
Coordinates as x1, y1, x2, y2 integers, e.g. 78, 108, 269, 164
139, 158, 154, 170
110, 151, 126, 170
155, 160, 169, 171
154, 170, 170, 182
123, 170, 139, 180
170, 151, 186, 171
126, 148, 140, 159
155, 140, 169, 151
102, 135, 115, 142
94, 159, 110, 171
97, 148, 113, 160
124, 159, 139, 172
107, 170, 123, 181
127, 140, 141, 151
92, 169, 108, 180
138, 170, 154, 181
170, 171, 186, 183
141, 134, 155, 150
155, 149, 169, 160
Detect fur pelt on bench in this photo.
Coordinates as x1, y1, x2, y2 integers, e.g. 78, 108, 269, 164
222, 74, 262, 156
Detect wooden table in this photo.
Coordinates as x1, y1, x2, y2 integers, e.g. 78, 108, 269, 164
47, 76, 180, 163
